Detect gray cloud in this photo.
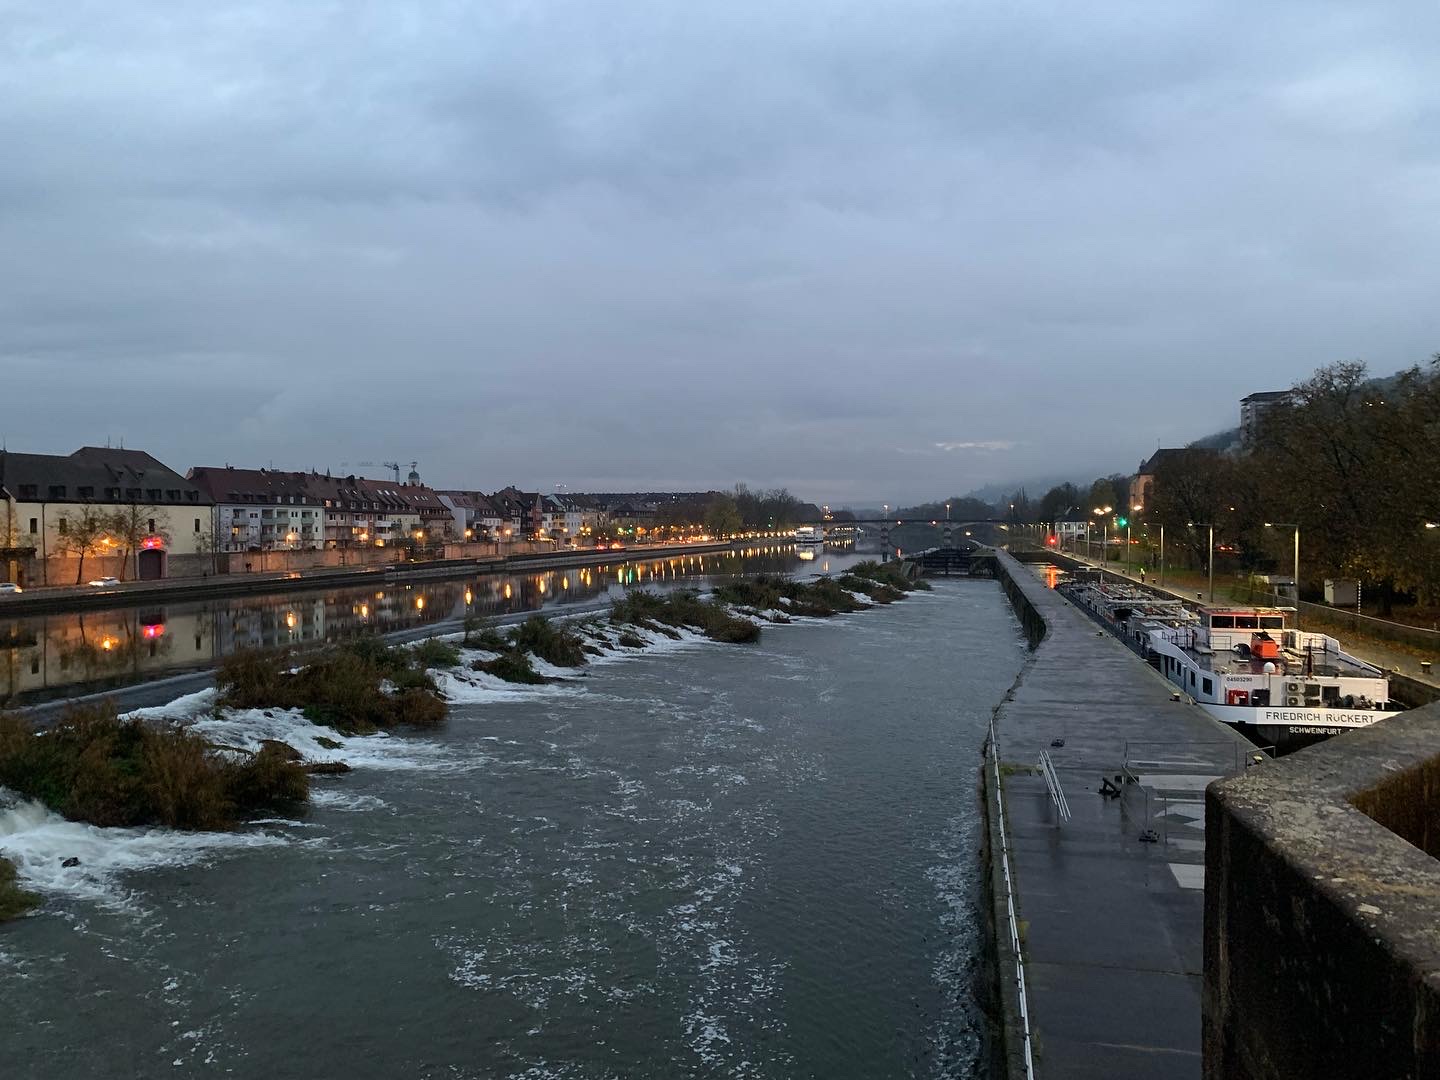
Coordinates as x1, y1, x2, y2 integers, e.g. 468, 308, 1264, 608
4, 1, 1439, 504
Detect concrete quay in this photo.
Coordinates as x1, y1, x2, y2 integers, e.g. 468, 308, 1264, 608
986, 551, 1253, 1079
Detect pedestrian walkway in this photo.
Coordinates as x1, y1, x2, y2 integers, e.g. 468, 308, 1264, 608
990, 551, 1253, 1079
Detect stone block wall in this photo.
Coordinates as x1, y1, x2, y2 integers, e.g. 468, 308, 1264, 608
1204, 703, 1440, 1078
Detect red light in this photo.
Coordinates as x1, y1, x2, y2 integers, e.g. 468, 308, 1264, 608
142, 623, 166, 640
141, 536, 164, 550
1047, 535, 1057, 545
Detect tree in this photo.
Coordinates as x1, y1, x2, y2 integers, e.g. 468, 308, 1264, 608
898, 496, 994, 521
1145, 449, 1240, 566
731, 484, 803, 529
193, 526, 223, 575
1038, 483, 1083, 523
1086, 476, 1126, 514
704, 495, 743, 537
53, 504, 115, 584
996, 488, 1033, 522
105, 504, 170, 582
1255, 358, 1440, 610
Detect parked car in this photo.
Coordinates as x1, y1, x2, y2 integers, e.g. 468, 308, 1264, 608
0, 583, 22, 595
87, 577, 120, 587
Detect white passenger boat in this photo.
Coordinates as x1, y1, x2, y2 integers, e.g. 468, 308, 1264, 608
1062, 580, 1401, 742
793, 525, 824, 547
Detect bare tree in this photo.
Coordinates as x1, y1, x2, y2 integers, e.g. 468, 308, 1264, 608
53, 503, 115, 584
105, 504, 171, 581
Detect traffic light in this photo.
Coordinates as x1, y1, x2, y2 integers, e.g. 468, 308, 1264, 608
1116, 516, 1128, 528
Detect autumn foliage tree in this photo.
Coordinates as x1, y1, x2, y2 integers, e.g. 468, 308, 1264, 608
1254, 358, 1440, 611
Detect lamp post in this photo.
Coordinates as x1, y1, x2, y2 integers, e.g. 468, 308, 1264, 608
1264, 522, 1301, 628
1159, 523, 1166, 588
1189, 522, 1215, 603
1129, 504, 1143, 578
1092, 505, 1112, 571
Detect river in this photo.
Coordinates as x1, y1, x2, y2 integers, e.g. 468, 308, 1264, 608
0, 570, 1026, 1078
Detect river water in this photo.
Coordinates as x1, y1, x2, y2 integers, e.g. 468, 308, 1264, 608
0, 575, 1025, 1079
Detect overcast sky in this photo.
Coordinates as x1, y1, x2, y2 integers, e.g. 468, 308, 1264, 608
4, 2, 1438, 505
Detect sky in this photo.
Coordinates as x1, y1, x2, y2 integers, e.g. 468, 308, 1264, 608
4, 1, 1439, 506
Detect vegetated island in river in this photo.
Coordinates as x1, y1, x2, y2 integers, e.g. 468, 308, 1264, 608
0, 562, 927, 920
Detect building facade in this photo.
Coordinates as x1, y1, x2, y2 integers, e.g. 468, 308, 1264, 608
188, 467, 327, 552
1, 447, 212, 584
1240, 390, 1292, 447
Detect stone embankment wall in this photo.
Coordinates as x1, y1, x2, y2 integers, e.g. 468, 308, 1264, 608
1205, 701, 1440, 1078
995, 557, 1047, 648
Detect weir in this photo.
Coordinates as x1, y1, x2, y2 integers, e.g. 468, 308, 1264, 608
985, 550, 1253, 1079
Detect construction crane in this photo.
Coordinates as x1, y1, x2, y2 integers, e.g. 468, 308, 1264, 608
382, 461, 401, 484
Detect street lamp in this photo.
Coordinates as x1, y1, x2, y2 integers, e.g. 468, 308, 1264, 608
1092, 506, 1112, 571
1263, 522, 1301, 627
1129, 504, 1143, 577
1189, 522, 1215, 603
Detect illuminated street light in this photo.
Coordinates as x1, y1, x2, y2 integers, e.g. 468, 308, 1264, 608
1092, 505, 1112, 566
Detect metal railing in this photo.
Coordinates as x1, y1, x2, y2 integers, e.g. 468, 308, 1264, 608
1038, 750, 1071, 823
987, 714, 1037, 1080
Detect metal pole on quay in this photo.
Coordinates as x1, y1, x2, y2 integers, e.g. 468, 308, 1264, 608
1189, 522, 1215, 603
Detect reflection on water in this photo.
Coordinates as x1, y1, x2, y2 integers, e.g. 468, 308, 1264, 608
1, 546, 858, 706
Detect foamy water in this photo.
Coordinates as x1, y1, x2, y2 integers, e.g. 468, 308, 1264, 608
0, 795, 293, 909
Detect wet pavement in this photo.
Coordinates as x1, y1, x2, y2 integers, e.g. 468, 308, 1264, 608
991, 552, 1253, 1079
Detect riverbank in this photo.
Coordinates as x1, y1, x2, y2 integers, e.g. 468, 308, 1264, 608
0, 539, 741, 617
984, 551, 1252, 1079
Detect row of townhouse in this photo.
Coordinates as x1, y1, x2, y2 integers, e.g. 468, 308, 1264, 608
188, 466, 454, 553
432, 488, 721, 543
2, 444, 736, 587
0, 451, 461, 583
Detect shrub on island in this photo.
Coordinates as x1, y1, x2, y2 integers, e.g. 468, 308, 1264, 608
0, 704, 308, 831
837, 574, 905, 603
473, 651, 547, 684
215, 637, 449, 735
610, 589, 761, 644
509, 616, 589, 667
849, 560, 930, 591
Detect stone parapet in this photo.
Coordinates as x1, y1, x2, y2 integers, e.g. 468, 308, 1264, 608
1204, 703, 1440, 1078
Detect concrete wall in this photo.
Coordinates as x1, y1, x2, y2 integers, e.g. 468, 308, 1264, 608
994, 553, 1047, 648
1204, 702, 1440, 1079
